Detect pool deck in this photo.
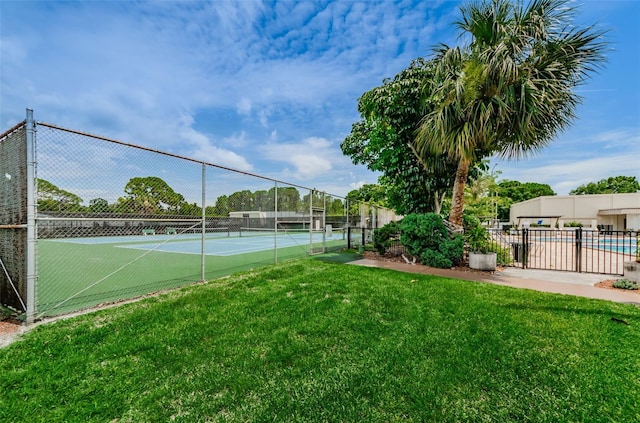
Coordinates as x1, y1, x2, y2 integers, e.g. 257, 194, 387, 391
349, 258, 640, 306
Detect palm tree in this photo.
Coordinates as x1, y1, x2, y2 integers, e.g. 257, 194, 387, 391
414, 0, 607, 226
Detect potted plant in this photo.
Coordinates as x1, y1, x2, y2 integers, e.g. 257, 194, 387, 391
466, 226, 497, 271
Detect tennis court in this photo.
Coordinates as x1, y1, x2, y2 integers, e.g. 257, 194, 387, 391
36, 228, 347, 318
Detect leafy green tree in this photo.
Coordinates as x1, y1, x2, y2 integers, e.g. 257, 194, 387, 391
211, 195, 229, 216
118, 176, 186, 214
497, 180, 556, 204
495, 180, 555, 221
341, 58, 460, 215
179, 202, 202, 216
302, 190, 324, 211
414, 0, 606, 226
228, 190, 254, 212
346, 184, 387, 205
462, 161, 499, 220
569, 176, 640, 195
253, 190, 273, 212
273, 187, 301, 212
37, 178, 84, 212
327, 197, 345, 216
88, 198, 111, 213
345, 184, 388, 217
211, 187, 302, 215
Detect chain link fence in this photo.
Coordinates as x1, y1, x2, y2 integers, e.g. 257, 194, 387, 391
0, 110, 399, 321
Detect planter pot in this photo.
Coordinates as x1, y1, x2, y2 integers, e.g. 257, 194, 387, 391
469, 252, 497, 271
624, 261, 640, 283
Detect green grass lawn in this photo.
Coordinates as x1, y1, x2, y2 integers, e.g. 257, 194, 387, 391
1, 258, 639, 422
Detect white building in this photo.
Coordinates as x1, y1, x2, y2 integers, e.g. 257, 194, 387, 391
509, 193, 640, 231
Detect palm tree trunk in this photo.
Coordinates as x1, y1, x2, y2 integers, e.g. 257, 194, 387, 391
448, 158, 470, 226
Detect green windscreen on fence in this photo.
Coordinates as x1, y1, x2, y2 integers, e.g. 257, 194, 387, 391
0, 122, 28, 312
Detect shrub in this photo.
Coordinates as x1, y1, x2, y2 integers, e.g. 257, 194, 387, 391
400, 213, 464, 268
400, 213, 448, 256
564, 221, 584, 227
422, 249, 452, 269
373, 221, 401, 255
463, 213, 512, 266
462, 214, 482, 231
487, 243, 513, 266
440, 236, 465, 265
612, 279, 639, 290
465, 226, 491, 253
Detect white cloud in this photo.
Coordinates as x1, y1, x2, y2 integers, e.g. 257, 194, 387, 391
261, 137, 338, 179
185, 130, 253, 172
291, 154, 332, 178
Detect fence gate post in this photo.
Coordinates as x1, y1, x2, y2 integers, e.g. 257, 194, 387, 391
575, 227, 582, 273
522, 228, 529, 269
25, 109, 37, 324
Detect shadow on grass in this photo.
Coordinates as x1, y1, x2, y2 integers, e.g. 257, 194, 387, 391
313, 250, 364, 264
497, 300, 640, 322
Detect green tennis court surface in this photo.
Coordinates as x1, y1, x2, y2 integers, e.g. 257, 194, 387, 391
37, 230, 347, 318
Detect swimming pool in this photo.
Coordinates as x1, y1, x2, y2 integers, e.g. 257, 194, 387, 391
589, 239, 637, 255
527, 236, 638, 255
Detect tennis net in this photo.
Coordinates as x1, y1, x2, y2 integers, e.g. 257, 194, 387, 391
238, 227, 345, 239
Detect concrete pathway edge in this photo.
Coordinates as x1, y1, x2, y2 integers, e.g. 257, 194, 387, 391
349, 259, 640, 306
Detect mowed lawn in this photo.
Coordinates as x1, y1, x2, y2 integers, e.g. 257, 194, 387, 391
1, 258, 639, 422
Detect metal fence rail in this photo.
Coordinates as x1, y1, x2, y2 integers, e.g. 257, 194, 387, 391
489, 227, 638, 275
0, 110, 399, 321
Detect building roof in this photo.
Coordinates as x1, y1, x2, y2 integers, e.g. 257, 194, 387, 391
598, 208, 640, 215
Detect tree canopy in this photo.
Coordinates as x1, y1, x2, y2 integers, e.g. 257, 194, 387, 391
117, 176, 187, 215
495, 180, 555, 220
456, 161, 556, 222
341, 58, 461, 215
569, 176, 640, 195
37, 178, 83, 212
413, 0, 606, 226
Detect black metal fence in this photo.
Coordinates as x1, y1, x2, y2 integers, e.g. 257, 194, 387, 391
368, 226, 637, 276
489, 227, 638, 275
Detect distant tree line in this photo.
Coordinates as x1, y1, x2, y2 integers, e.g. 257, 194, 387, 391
36, 177, 349, 216
569, 176, 639, 195
347, 173, 638, 222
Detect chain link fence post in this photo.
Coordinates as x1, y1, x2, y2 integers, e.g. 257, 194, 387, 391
26, 109, 37, 324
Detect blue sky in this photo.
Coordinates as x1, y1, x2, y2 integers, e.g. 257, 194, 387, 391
1, 0, 639, 201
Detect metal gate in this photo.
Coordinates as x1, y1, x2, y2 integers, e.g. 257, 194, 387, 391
491, 228, 638, 275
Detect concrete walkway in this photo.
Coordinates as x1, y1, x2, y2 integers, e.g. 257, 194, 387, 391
349, 259, 640, 306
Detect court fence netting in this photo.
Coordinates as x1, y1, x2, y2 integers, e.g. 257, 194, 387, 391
0, 109, 400, 322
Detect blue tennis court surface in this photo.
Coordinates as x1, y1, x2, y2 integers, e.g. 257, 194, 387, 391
117, 237, 313, 256
51, 231, 339, 256
52, 232, 230, 245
